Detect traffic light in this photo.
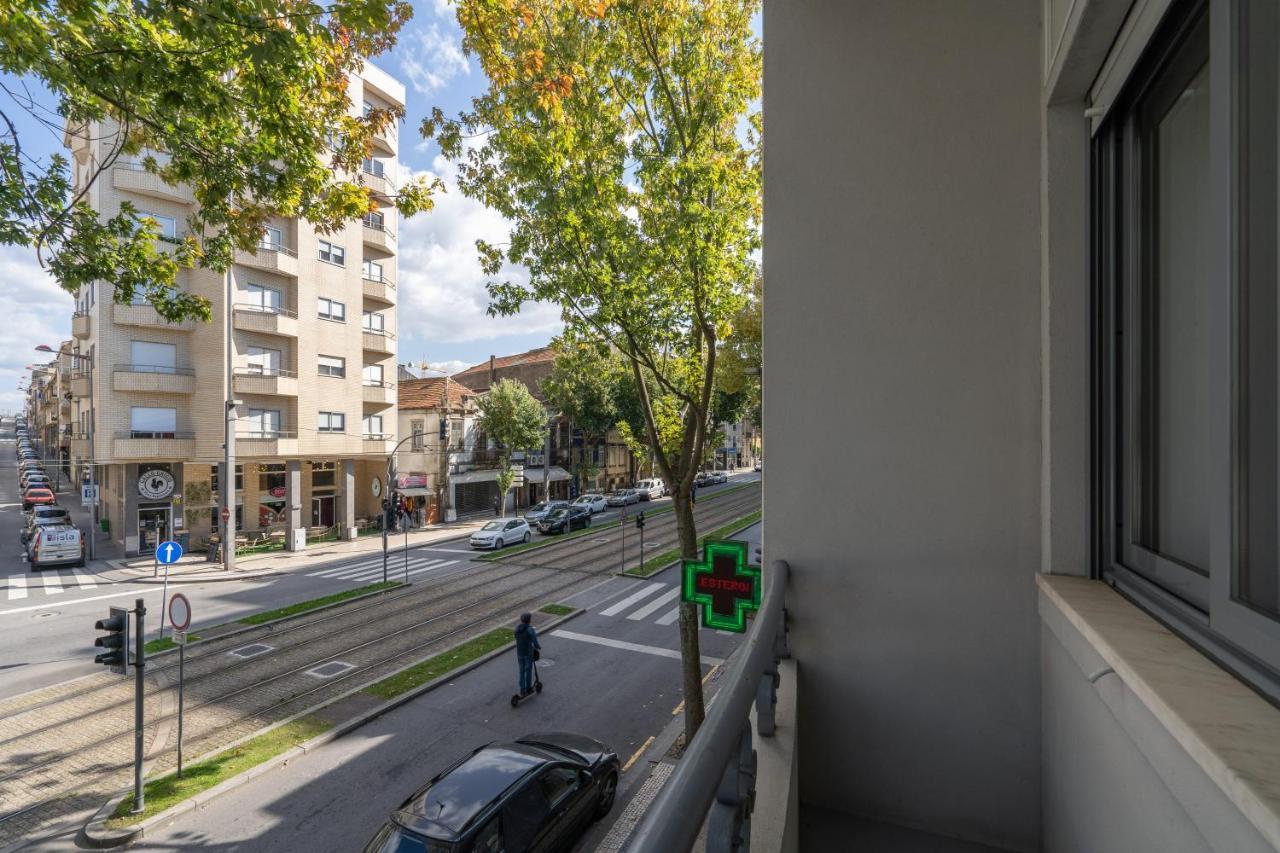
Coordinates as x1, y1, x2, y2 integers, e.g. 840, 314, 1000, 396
94, 606, 129, 673
439, 418, 447, 440
636, 511, 645, 531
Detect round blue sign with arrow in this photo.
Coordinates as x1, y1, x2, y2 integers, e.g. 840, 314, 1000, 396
156, 540, 183, 565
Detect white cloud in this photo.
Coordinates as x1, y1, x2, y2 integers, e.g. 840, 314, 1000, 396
0, 243, 73, 414
395, 156, 562, 355
398, 23, 470, 95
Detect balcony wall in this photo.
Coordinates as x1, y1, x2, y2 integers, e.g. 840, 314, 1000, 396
236, 434, 300, 457
112, 303, 197, 331
234, 307, 299, 338
69, 375, 91, 399
233, 372, 299, 397
71, 313, 91, 339
112, 367, 196, 394
233, 246, 299, 278
362, 382, 395, 406
362, 171, 393, 198
362, 224, 395, 253
112, 164, 196, 204
112, 436, 196, 459
362, 330, 394, 355
362, 277, 396, 304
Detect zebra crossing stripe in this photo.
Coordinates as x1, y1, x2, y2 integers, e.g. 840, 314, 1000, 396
656, 606, 680, 626
329, 557, 458, 584
627, 587, 680, 621
41, 573, 63, 595
306, 556, 385, 578
71, 571, 97, 589
599, 583, 665, 617
7, 576, 26, 601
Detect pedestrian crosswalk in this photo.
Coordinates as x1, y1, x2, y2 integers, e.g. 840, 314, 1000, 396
305, 555, 459, 585
4, 570, 97, 601
594, 581, 725, 630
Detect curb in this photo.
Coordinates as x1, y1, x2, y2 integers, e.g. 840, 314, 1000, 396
81, 608, 586, 848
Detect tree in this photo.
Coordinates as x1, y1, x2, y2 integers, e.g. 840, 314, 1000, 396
475, 378, 548, 516
0, 0, 439, 321
542, 341, 620, 492
425, 0, 760, 739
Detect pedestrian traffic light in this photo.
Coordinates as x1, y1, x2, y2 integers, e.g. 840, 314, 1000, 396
439, 418, 447, 440
94, 606, 129, 674
636, 512, 645, 530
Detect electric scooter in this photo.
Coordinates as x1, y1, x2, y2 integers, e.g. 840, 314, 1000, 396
510, 661, 543, 707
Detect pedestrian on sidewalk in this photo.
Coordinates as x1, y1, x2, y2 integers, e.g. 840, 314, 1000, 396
514, 612, 541, 696
492, 494, 501, 516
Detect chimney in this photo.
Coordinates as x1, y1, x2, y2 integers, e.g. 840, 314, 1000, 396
488, 355, 496, 389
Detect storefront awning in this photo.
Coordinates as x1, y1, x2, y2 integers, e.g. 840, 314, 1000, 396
450, 466, 571, 485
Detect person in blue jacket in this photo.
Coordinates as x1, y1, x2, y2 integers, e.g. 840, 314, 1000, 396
514, 612, 541, 696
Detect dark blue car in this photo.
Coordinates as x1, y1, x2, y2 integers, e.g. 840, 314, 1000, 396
363, 733, 620, 853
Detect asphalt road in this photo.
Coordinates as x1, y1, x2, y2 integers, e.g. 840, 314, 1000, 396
0, 457, 759, 700
115, 524, 759, 853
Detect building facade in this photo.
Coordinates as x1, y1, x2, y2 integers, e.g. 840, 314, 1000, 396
764, 1, 1280, 851
60, 63, 404, 556
394, 376, 483, 522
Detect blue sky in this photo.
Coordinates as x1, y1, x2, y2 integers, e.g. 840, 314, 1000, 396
0, 1, 562, 412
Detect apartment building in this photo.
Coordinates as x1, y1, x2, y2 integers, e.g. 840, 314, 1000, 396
61, 63, 404, 556
451, 346, 636, 500
394, 376, 481, 522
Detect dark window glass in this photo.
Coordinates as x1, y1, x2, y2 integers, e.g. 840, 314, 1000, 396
538, 767, 580, 810
502, 781, 550, 850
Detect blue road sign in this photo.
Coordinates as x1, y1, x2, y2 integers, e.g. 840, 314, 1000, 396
157, 540, 183, 565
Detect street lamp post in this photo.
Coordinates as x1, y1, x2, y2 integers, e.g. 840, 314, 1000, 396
36, 344, 96, 560
383, 429, 423, 584
417, 362, 454, 525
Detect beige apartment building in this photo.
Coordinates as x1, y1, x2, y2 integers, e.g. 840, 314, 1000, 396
61, 63, 404, 556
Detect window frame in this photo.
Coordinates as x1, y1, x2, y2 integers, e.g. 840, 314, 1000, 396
317, 355, 346, 378
317, 297, 346, 322
1093, 0, 1280, 704
318, 239, 346, 266
318, 411, 345, 433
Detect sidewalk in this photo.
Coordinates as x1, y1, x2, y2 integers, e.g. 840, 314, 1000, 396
89, 517, 493, 584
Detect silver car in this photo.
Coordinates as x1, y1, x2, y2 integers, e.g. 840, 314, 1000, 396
606, 489, 640, 506
469, 518, 532, 550
523, 500, 571, 524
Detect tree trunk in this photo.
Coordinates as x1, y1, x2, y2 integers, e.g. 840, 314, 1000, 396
673, 489, 705, 740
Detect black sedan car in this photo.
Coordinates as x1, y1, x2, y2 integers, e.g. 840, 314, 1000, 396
364, 733, 619, 853
537, 506, 591, 535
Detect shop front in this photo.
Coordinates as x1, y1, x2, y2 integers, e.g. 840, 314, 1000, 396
123, 462, 184, 556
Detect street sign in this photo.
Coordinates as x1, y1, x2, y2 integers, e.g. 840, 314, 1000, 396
156, 540, 183, 565
220, 506, 231, 523
681, 539, 762, 632
168, 593, 191, 631
80, 483, 99, 506
172, 629, 188, 646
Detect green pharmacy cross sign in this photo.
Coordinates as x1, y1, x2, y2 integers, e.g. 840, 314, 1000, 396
681, 539, 762, 632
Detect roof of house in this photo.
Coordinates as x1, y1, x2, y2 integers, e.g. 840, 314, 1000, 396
398, 377, 477, 411
451, 346, 556, 388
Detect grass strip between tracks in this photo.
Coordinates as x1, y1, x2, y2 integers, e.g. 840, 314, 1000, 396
362, 627, 512, 700
539, 603, 575, 616
141, 581, 403, 654
475, 481, 758, 563
624, 509, 763, 578
107, 716, 331, 827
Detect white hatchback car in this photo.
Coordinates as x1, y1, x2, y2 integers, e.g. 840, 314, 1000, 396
469, 518, 532, 550
573, 494, 608, 514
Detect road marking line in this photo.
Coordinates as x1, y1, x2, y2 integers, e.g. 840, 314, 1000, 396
7, 576, 26, 601
0, 586, 162, 616
672, 664, 722, 716
627, 587, 680, 621
598, 582, 664, 616
656, 606, 680, 626
71, 571, 97, 589
417, 547, 475, 554
341, 557, 453, 583
550, 629, 724, 665
41, 573, 63, 595
621, 736, 655, 774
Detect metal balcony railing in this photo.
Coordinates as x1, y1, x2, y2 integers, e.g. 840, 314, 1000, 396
233, 366, 297, 378
361, 379, 395, 388
238, 429, 298, 440
234, 303, 298, 318
362, 272, 396, 288
117, 430, 196, 440
113, 364, 196, 375
255, 239, 299, 257
363, 432, 392, 440
628, 559, 790, 853
361, 326, 396, 340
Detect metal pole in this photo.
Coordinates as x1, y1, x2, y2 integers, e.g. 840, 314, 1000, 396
158, 562, 170, 641
132, 597, 146, 813
223, 266, 236, 572
87, 350, 97, 561
404, 520, 409, 583
620, 506, 627, 574
177, 643, 185, 778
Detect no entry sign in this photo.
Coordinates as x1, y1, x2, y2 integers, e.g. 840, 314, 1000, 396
681, 539, 761, 632
168, 593, 192, 632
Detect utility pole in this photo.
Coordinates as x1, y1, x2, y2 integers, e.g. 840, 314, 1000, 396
223, 265, 237, 572
132, 597, 146, 813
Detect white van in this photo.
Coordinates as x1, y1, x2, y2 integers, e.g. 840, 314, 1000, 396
29, 524, 85, 570
634, 479, 665, 501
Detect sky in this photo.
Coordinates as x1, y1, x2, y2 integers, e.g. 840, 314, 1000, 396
0, 0, 564, 413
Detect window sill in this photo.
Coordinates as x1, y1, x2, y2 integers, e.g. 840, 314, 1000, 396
1038, 574, 1280, 849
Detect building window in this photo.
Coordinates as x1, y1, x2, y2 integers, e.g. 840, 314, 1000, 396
362, 310, 385, 333
259, 225, 284, 251
129, 406, 176, 438
312, 460, 336, 487
246, 346, 282, 375
133, 210, 177, 240
362, 364, 384, 386
318, 411, 345, 432
317, 298, 346, 322
362, 156, 385, 178
211, 464, 243, 494
318, 239, 346, 266
318, 355, 346, 378
245, 283, 282, 313
244, 408, 281, 438
362, 210, 385, 231
411, 418, 425, 450
363, 259, 384, 281
363, 414, 384, 437
1094, 0, 1280, 702
129, 341, 177, 372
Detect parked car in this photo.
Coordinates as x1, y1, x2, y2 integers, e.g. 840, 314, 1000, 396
523, 501, 571, 524
606, 489, 640, 506
633, 479, 665, 501
754, 459, 762, 471
538, 506, 592, 535
470, 518, 532, 550
22, 487, 55, 511
572, 494, 607, 514
694, 472, 714, 487
712, 471, 728, 484
362, 734, 619, 853
20, 470, 49, 489
22, 506, 71, 544
28, 524, 84, 569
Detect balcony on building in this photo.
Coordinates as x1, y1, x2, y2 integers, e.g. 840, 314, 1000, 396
112, 301, 197, 331
362, 273, 396, 304
234, 239, 300, 278
71, 311, 91, 339
362, 213, 396, 252
112, 161, 196, 205
112, 364, 196, 394
232, 366, 299, 397
68, 434, 91, 458
449, 448, 504, 473
361, 327, 395, 355
361, 158, 394, 199
362, 432, 394, 453
362, 379, 395, 406
233, 303, 299, 338
112, 430, 196, 459
371, 121, 397, 155
236, 428, 300, 457
68, 372, 91, 399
